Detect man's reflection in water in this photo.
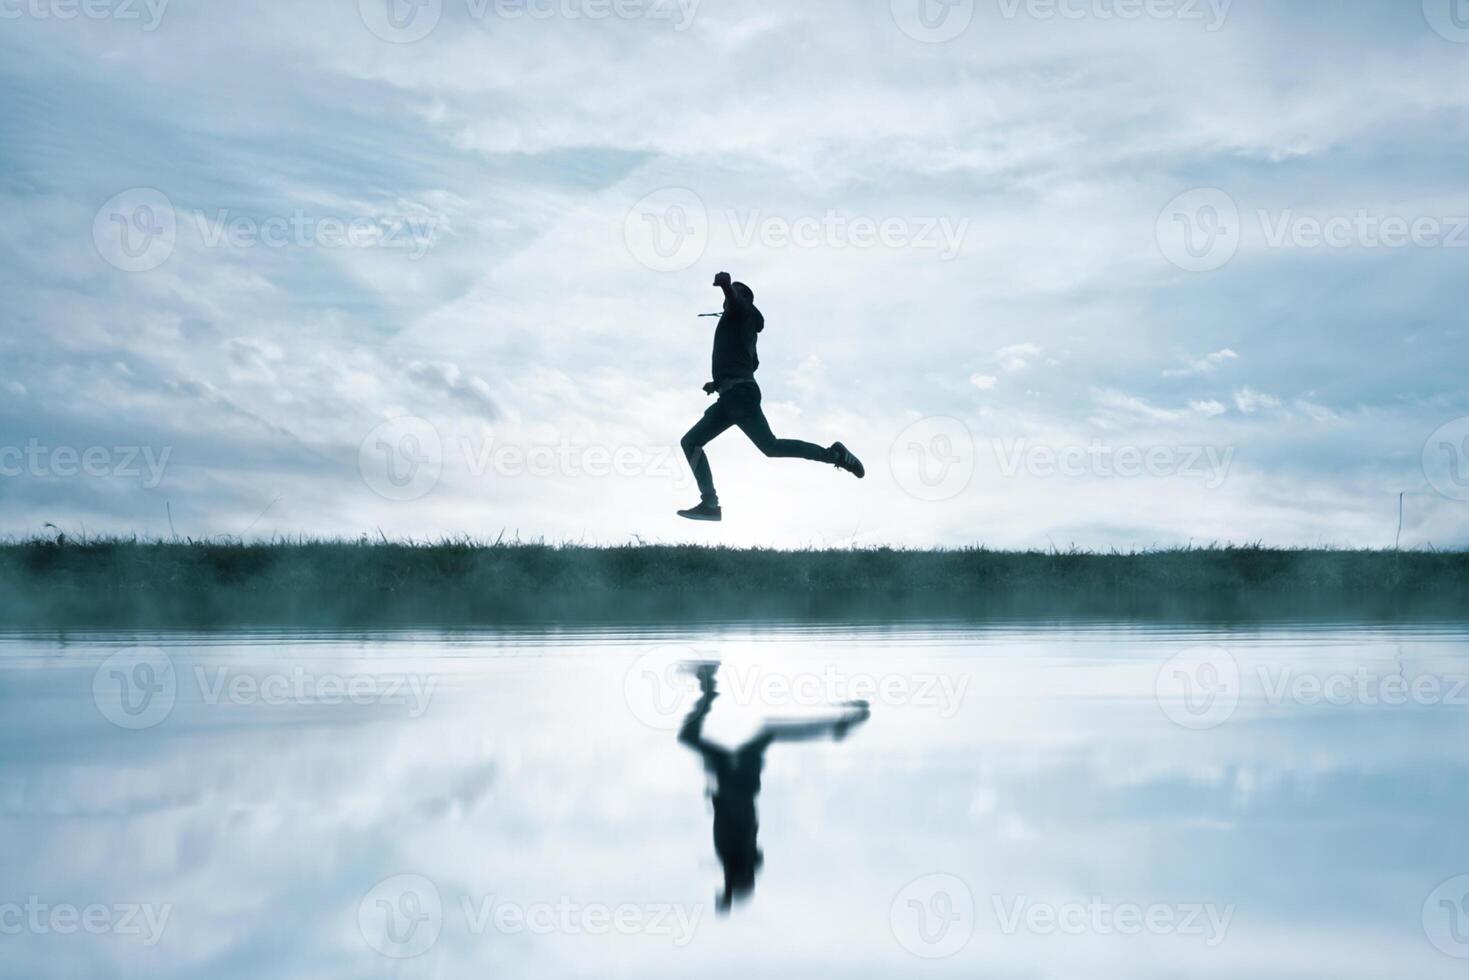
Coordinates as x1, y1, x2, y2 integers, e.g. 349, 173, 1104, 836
678, 663, 870, 913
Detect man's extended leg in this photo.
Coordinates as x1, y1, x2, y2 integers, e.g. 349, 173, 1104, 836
728, 390, 834, 464
681, 402, 735, 507
731, 390, 866, 479
732, 393, 834, 462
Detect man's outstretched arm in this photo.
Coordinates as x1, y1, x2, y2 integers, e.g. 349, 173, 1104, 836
713, 271, 749, 310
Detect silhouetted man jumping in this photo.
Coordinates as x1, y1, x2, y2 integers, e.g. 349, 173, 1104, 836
678, 272, 864, 522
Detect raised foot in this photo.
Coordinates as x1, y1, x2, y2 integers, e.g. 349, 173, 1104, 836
830, 442, 865, 479
678, 502, 723, 523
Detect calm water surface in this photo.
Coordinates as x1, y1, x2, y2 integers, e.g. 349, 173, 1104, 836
3, 622, 1469, 978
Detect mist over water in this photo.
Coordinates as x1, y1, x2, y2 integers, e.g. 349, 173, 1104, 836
3, 622, 1469, 977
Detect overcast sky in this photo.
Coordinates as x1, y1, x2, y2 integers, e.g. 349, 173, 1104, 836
2, 0, 1467, 548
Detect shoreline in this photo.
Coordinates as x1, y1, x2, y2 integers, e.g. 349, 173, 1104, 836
2, 540, 1467, 628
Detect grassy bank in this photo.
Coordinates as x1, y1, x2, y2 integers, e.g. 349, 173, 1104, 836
1, 539, 1467, 627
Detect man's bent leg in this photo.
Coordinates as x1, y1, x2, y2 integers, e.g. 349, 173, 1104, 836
681, 404, 735, 505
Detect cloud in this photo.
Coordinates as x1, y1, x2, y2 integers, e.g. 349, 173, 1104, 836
226, 338, 285, 383
1091, 388, 1189, 424
996, 344, 1043, 374
1234, 388, 1283, 415
1295, 400, 1340, 424
1165, 349, 1239, 378
1190, 400, 1228, 418
404, 361, 501, 422
970, 374, 998, 391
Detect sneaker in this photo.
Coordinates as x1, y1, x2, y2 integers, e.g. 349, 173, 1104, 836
678, 502, 723, 522
830, 442, 865, 479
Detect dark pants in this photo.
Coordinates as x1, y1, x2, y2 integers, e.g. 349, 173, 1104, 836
681, 382, 833, 505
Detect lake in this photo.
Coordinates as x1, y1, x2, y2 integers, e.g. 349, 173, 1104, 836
3, 622, 1468, 978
